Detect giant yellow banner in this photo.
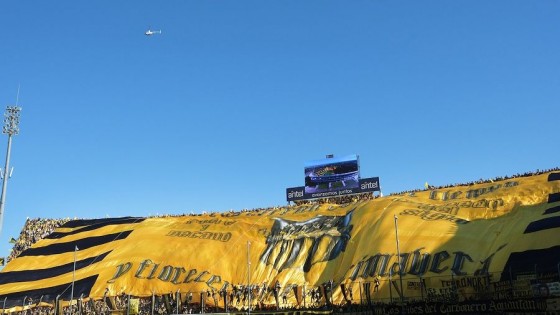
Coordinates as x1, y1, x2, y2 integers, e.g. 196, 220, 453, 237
0, 171, 559, 308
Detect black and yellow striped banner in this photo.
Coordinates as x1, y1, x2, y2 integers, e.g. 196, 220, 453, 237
1, 172, 559, 308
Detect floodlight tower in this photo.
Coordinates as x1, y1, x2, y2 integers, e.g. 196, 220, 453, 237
0, 106, 22, 234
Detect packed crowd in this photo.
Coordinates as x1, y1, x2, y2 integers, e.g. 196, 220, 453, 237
293, 192, 380, 206
7, 218, 71, 263
10, 272, 559, 315
14, 285, 330, 315
388, 167, 560, 197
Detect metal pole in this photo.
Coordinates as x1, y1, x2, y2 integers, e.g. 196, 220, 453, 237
451, 270, 456, 301
389, 270, 393, 303
150, 292, 155, 315
176, 290, 180, 314
223, 289, 227, 313
2, 296, 6, 315
0, 106, 21, 235
394, 215, 405, 304
359, 280, 362, 305
302, 286, 306, 309
55, 295, 60, 315
534, 264, 538, 280
70, 246, 77, 315
247, 241, 251, 314
419, 276, 424, 300
329, 280, 333, 308
0, 135, 11, 235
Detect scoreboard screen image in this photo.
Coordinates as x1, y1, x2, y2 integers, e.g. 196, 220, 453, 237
304, 154, 360, 194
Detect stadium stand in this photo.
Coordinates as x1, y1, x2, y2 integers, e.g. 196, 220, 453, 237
2, 167, 560, 315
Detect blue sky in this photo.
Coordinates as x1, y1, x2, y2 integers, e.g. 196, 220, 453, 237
0, 1, 558, 259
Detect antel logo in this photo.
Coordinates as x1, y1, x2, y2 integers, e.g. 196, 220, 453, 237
288, 190, 304, 198
361, 181, 379, 190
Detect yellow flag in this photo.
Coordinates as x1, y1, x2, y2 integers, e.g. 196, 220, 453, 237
129, 298, 139, 315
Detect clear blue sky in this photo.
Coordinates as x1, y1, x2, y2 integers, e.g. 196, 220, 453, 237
0, 1, 558, 259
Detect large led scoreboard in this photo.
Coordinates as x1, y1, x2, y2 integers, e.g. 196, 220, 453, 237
286, 154, 380, 202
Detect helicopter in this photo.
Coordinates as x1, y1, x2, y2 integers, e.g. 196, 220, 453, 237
145, 29, 162, 36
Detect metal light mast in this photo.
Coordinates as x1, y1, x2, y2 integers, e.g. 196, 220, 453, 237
0, 106, 21, 234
